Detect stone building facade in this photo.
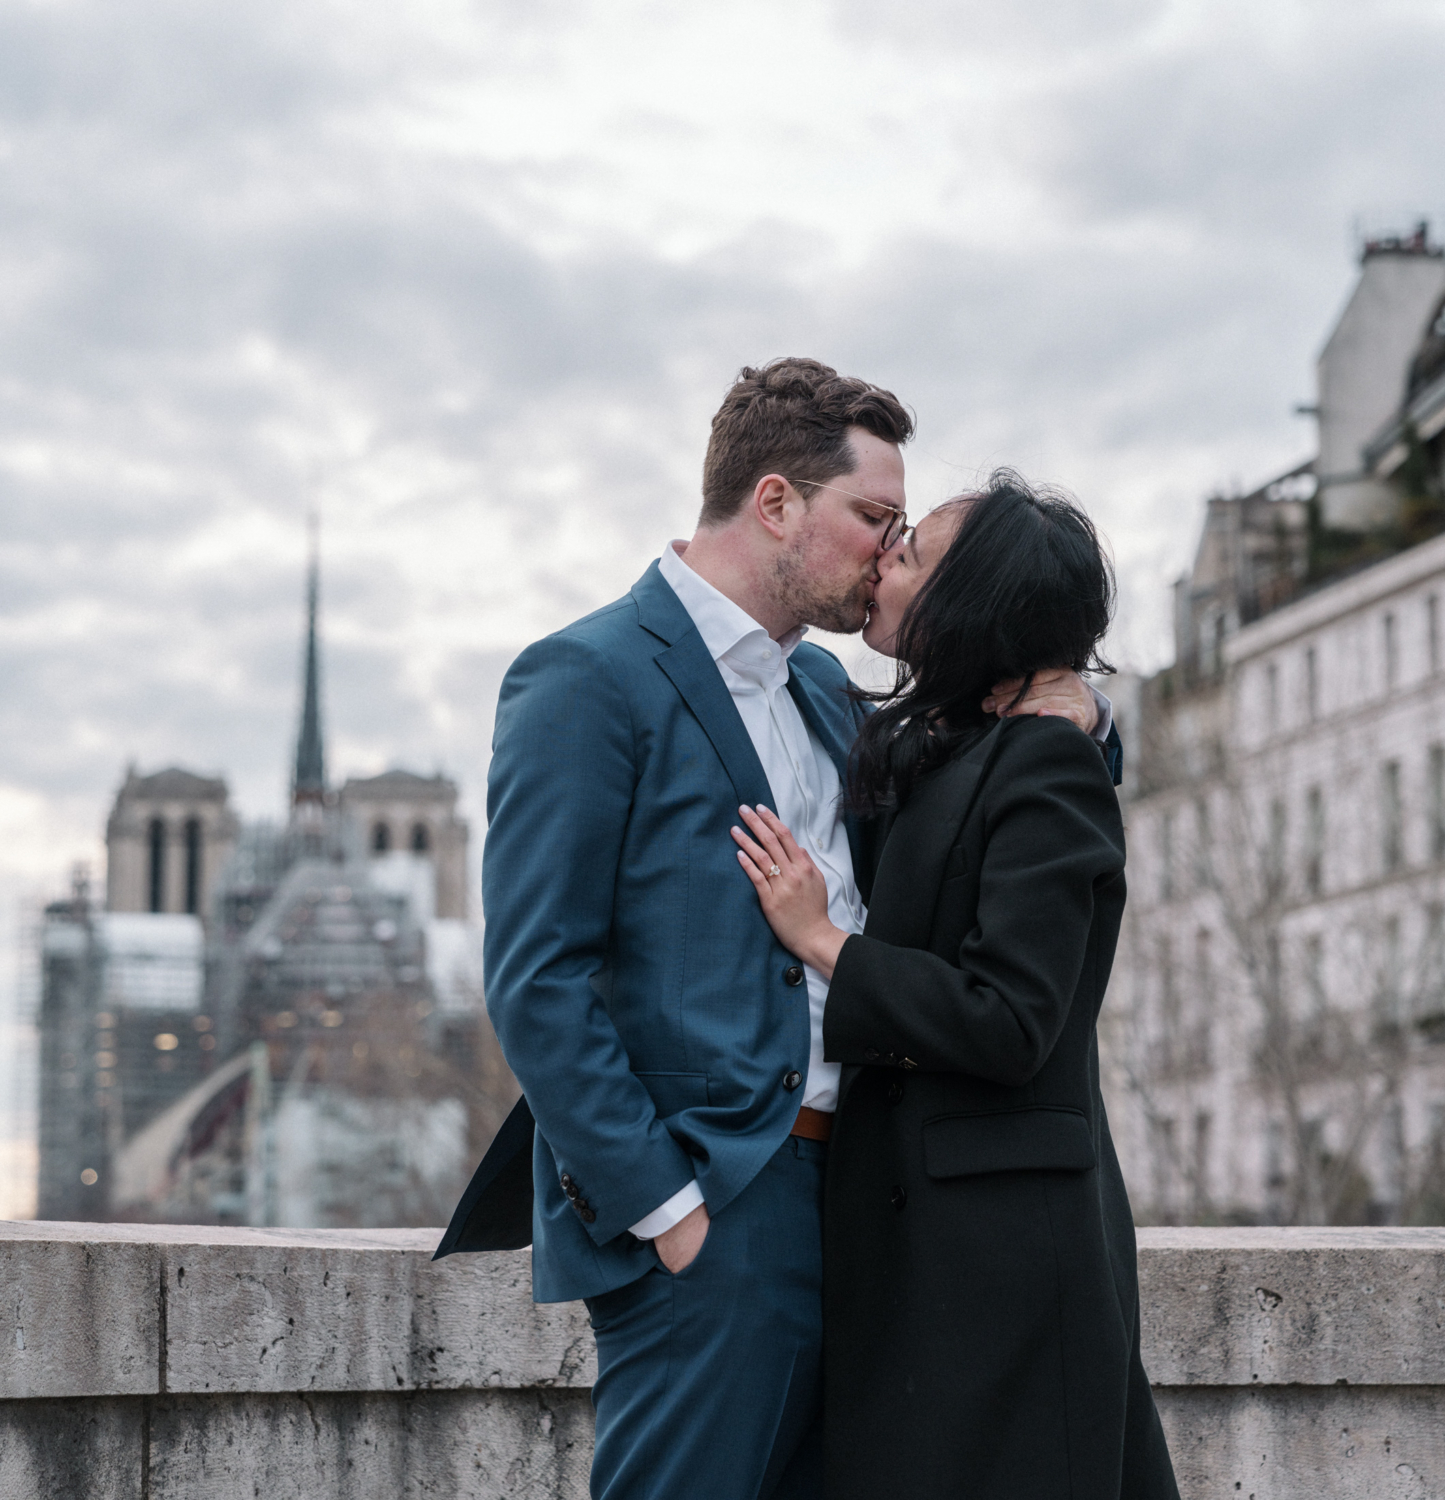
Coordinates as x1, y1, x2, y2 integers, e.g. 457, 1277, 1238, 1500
36, 538, 514, 1228
1106, 228, 1445, 1225
104, 768, 238, 919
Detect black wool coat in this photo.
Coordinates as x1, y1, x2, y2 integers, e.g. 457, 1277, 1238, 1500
822, 715, 1179, 1500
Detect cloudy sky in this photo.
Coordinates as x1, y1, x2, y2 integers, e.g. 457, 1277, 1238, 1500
3, 0, 1445, 1204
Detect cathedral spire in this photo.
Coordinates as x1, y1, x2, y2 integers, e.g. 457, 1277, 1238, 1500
292, 513, 326, 808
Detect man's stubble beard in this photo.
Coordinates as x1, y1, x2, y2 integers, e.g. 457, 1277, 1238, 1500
772, 526, 873, 636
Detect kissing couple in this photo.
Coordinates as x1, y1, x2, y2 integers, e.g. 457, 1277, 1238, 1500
437, 358, 1180, 1500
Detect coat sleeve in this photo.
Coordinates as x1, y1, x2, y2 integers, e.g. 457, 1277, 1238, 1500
483, 633, 696, 1245
823, 717, 1125, 1088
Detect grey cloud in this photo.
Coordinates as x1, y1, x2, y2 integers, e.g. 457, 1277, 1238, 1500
829, 0, 1164, 59
0, 0, 1439, 865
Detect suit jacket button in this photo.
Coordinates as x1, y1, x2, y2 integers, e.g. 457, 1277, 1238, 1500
564, 1183, 580, 1201
560, 1173, 573, 1190
783, 1070, 803, 1091
887, 1079, 904, 1105
890, 1185, 907, 1211
783, 965, 805, 986
580, 1207, 596, 1224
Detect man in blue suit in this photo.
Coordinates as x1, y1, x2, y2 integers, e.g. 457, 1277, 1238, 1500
438, 359, 1113, 1500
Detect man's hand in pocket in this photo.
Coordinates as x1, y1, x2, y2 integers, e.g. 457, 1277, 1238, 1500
655, 1202, 710, 1272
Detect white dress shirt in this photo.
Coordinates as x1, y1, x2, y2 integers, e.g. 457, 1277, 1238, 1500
630, 541, 1115, 1240
629, 542, 865, 1239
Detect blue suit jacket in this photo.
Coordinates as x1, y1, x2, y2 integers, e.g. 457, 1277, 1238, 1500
461, 561, 869, 1303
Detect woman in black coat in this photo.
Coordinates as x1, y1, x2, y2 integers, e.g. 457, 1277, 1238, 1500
733, 472, 1179, 1500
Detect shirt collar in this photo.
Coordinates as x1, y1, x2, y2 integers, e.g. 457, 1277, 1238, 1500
658, 541, 807, 666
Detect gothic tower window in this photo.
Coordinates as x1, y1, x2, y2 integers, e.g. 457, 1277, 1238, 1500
373, 822, 391, 853
148, 817, 166, 913
184, 817, 202, 916
411, 822, 431, 854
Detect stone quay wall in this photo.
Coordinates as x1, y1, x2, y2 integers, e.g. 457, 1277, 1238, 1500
1, 1222, 1443, 1499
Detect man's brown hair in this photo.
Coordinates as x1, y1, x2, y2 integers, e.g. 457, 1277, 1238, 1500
699, 358, 914, 527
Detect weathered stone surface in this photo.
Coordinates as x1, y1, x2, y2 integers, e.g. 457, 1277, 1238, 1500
160, 1234, 594, 1393
0, 1397, 143, 1500
147, 1390, 594, 1499
3, 1223, 1445, 1499
0, 1225, 159, 1400
1137, 1227, 1445, 1387
1157, 1386, 1445, 1500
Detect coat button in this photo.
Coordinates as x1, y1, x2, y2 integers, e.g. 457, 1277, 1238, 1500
886, 1079, 904, 1105
559, 1173, 573, 1190
564, 1183, 580, 1201
864, 1047, 880, 1062
890, 1185, 907, 1211
783, 965, 805, 986
783, 1070, 803, 1091
580, 1207, 596, 1224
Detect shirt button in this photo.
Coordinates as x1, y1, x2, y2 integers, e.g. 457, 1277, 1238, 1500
783, 965, 805, 986
783, 1070, 803, 1091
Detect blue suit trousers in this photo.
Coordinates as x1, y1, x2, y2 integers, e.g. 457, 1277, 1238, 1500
584, 1137, 827, 1500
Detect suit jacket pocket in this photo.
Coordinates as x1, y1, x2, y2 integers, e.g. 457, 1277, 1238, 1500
634, 1070, 710, 1117
922, 1106, 1095, 1179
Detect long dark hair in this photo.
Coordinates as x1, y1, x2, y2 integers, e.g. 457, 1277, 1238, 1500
849, 469, 1115, 812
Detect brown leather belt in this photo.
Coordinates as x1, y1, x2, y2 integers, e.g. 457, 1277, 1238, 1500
790, 1105, 833, 1143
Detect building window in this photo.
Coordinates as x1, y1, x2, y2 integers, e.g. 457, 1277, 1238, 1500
1266, 661, 1279, 733
1304, 785, 1324, 895
147, 818, 166, 914
1430, 595, 1441, 675
1191, 1111, 1212, 1219
1193, 928, 1213, 1069
1152, 1117, 1177, 1221
1192, 796, 1212, 888
1384, 612, 1398, 688
1382, 760, 1404, 873
1304, 932, 1326, 1019
1305, 646, 1318, 720
1381, 915, 1403, 1024
183, 818, 202, 917
1266, 798, 1287, 898
1432, 746, 1445, 861
1426, 905, 1445, 1021
1211, 613, 1227, 676
1160, 813, 1175, 902
372, 822, 391, 853
1158, 934, 1179, 1049
411, 822, 431, 854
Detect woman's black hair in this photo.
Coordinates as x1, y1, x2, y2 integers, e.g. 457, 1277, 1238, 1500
849, 468, 1115, 812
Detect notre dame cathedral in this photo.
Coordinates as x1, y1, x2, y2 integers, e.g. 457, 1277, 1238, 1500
36, 538, 516, 1228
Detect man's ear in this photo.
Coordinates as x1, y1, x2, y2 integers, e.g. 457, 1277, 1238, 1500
752, 475, 792, 542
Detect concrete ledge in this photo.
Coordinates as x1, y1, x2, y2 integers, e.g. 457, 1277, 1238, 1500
3, 1223, 1444, 1499
0, 1223, 595, 1401
1136, 1227, 1445, 1386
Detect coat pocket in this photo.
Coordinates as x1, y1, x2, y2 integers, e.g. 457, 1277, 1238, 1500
922, 1106, 1095, 1179
633, 1070, 711, 1117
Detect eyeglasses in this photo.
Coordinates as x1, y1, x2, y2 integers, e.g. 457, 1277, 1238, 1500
783, 479, 909, 551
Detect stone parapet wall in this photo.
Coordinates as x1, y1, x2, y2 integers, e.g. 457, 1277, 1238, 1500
2, 1223, 1443, 1498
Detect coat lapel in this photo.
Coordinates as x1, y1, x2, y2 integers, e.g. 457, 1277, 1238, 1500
633, 562, 775, 810
861, 721, 1007, 950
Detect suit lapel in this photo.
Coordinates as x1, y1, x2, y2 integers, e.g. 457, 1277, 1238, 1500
633, 562, 775, 810
862, 721, 1007, 949
785, 656, 870, 878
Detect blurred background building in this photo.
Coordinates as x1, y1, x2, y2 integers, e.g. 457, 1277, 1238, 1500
1105, 223, 1445, 1226
35, 534, 517, 1228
